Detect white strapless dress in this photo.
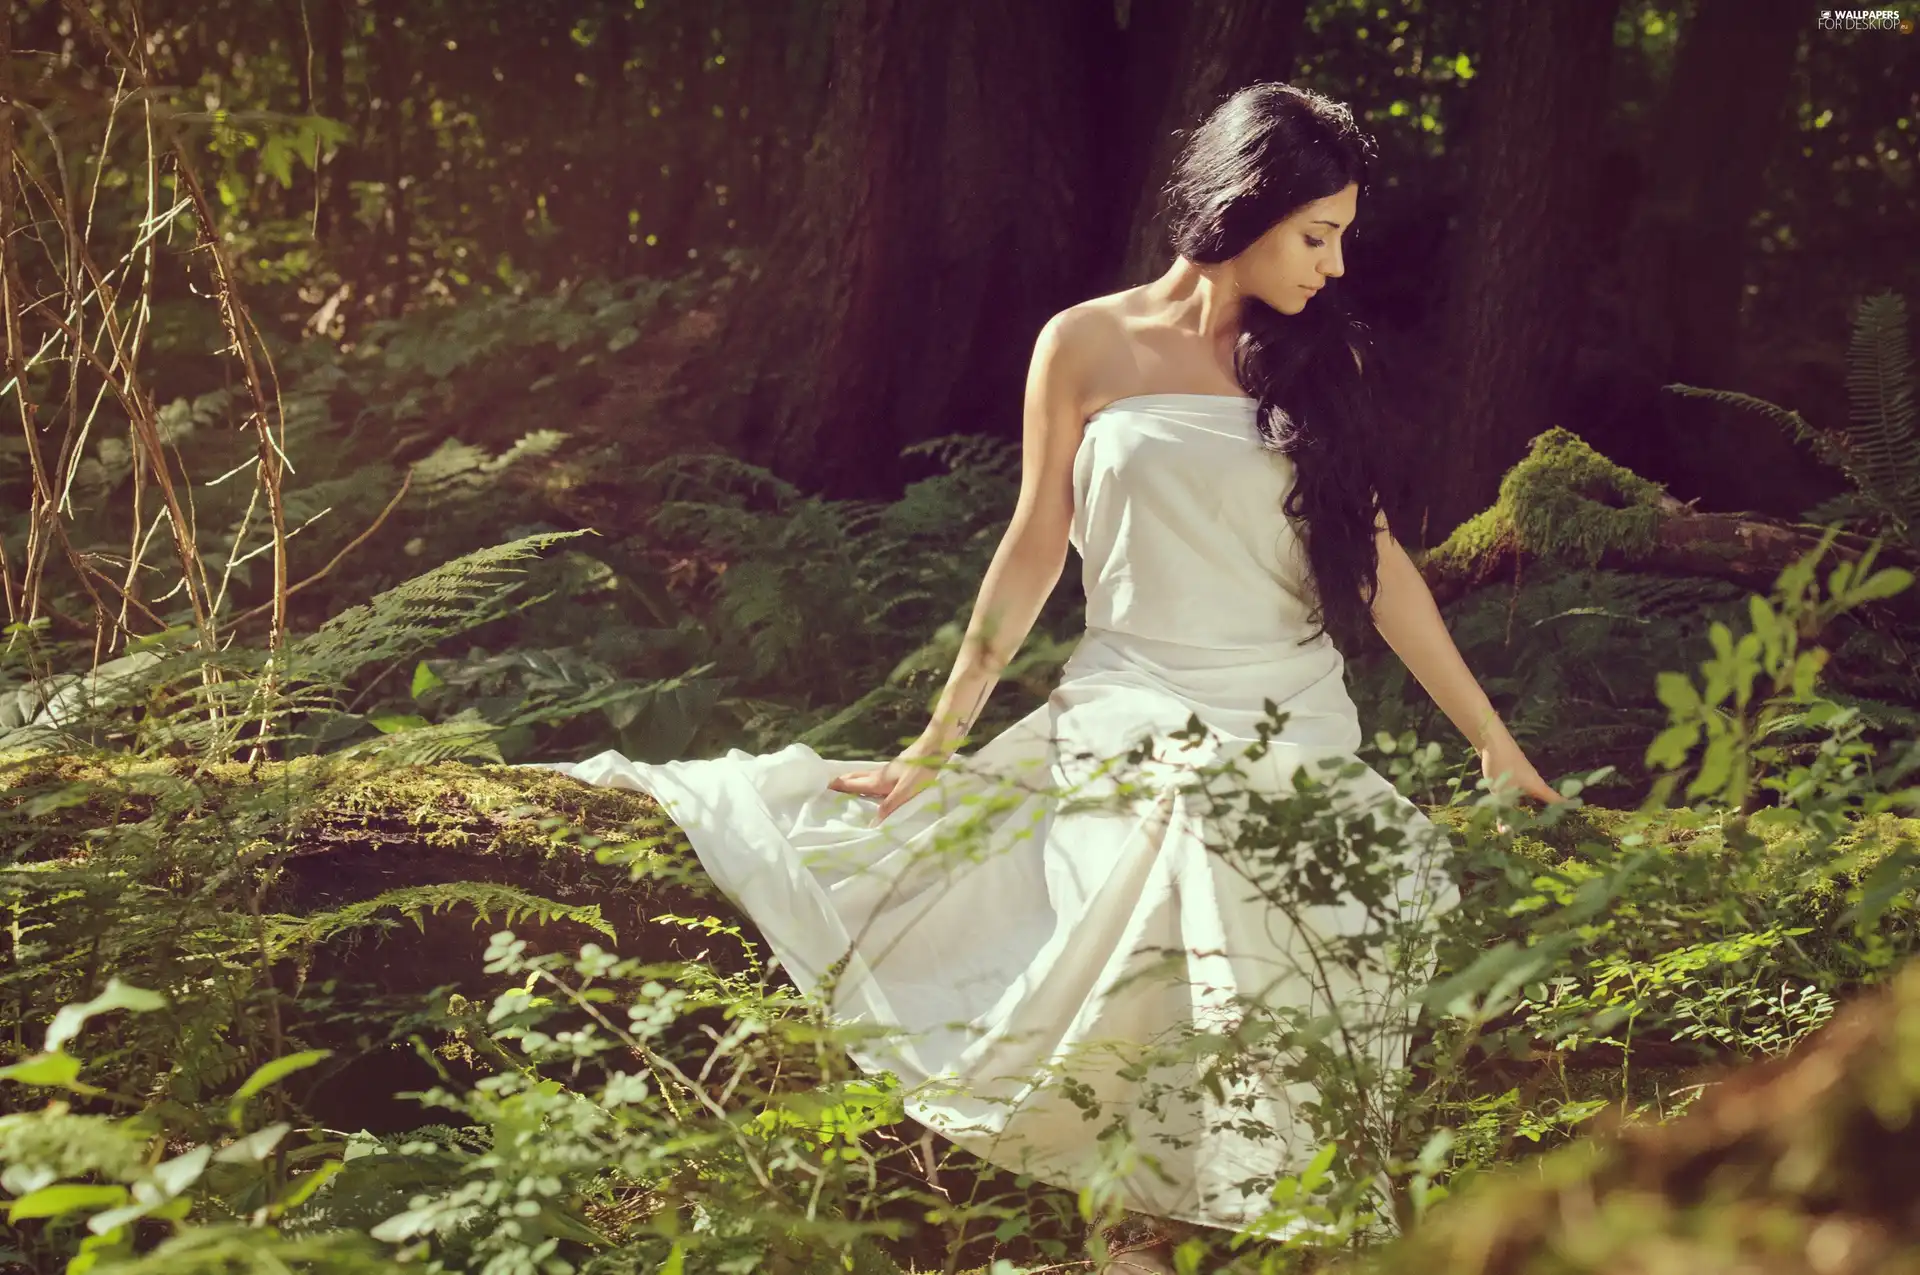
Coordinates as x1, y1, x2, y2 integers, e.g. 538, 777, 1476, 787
527, 393, 1458, 1234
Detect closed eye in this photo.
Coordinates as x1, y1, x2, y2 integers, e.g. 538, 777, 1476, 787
1305, 235, 1325, 249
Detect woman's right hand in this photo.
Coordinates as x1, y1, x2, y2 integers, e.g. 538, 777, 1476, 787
827, 733, 955, 823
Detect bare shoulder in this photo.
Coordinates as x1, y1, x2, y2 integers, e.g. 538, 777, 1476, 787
1032, 295, 1139, 419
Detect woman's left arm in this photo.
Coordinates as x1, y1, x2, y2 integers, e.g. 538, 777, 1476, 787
1366, 510, 1565, 804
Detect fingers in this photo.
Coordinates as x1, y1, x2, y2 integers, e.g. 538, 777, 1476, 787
876, 773, 934, 824
876, 777, 918, 823
831, 767, 919, 820
828, 769, 887, 796
1522, 771, 1564, 804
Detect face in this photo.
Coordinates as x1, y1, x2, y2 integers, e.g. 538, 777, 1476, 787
1235, 182, 1359, 314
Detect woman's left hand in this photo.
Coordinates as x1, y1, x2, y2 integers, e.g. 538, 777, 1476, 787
1478, 738, 1566, 806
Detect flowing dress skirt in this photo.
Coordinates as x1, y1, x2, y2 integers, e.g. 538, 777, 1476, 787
530, 626, 1458, 1233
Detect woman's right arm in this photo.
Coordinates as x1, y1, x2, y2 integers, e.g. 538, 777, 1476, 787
828, 309, 1096, 819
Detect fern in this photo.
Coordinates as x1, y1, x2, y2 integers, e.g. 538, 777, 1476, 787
411, 429, 571, 497
336, 709, 509, 766
1669, 289, 1918, 543
1843, 290, 1920, 533
267, 881, 615, 955
631, 437, 1024, 738
288, 531, 587, 684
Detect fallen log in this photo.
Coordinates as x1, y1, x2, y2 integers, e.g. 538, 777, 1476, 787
1416, 428, 1920, 617
0, 751, 745, 1132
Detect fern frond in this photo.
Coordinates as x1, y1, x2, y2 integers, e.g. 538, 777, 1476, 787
1844, 290, 1919, 531
1671, 290, 1918, 543
266, 881, 615, 955
289, 532, 584, 682
1666, 384, 1847, 470
636, 452, 802, 508
901, 433, 1022, 479
335, 711, 507, 765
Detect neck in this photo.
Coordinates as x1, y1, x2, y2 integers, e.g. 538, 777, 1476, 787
1148, 257, 1244, 342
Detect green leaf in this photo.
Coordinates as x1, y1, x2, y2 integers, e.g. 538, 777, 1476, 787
150, 1145, 214, 1198
410, 661, 445, 698
1848, 566, 1914, 604
1654, 671, 1701, 715
0, 1052, 82, 1088
1297, 1141, 1338, 1193
1422, 940, 1561, 1018
1689, 733, 1738, 799
214, 1123, 291, 1164
8, 1184, 128, 1222
45, 979, 166, 1053
228, 1050, 332, 1124
1645, 722, 1700, 770
68, 1227, 131, 1275
272, 1160, 343, 1215
368, 713, 430, 734
260, 135, 295, 188
88, 1202, 151, 1236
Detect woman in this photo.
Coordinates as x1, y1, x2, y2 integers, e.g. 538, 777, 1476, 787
535, 82, 1560, 1271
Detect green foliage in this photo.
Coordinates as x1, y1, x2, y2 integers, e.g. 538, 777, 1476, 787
1351, 566, 1756, 800
1394, 533, 1920, 1193
5, 522, 1920, 1273
269, 883, 617, 952
622, 434, 1058, 757
293, 533, 590, 688
1361, 367, 1920, 802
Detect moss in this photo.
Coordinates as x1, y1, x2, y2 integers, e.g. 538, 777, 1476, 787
1421, 428, 1673, 576
0, 747, 680, 868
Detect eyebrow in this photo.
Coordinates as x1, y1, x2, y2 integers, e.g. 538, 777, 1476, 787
1310, 219, 1346, 229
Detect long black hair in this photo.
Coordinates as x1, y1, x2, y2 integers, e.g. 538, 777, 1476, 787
1161, 83, 1384, 650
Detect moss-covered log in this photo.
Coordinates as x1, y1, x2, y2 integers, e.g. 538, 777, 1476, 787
0, 751, 752, 1130
1417, 429, 1920, 617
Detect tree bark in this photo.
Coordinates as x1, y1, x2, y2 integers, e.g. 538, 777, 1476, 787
1114, 0, 1311, 288
1421, 0, 1624, 538
1600, 0, 1811, 516
314, 0, 352, 245
371, 0, 409, 317
701, 0, 1119, 497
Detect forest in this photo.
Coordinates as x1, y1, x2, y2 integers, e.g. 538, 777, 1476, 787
1, 0, 1919, 1271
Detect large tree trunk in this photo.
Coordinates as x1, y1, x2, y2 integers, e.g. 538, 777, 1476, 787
697, 0, 1120, 497
1114, 0, 1311, 288
1421, 0, 1623, 538
1594, 0, 1811, 517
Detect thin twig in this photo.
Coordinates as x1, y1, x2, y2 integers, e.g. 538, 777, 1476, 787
227, 469, 414, 630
